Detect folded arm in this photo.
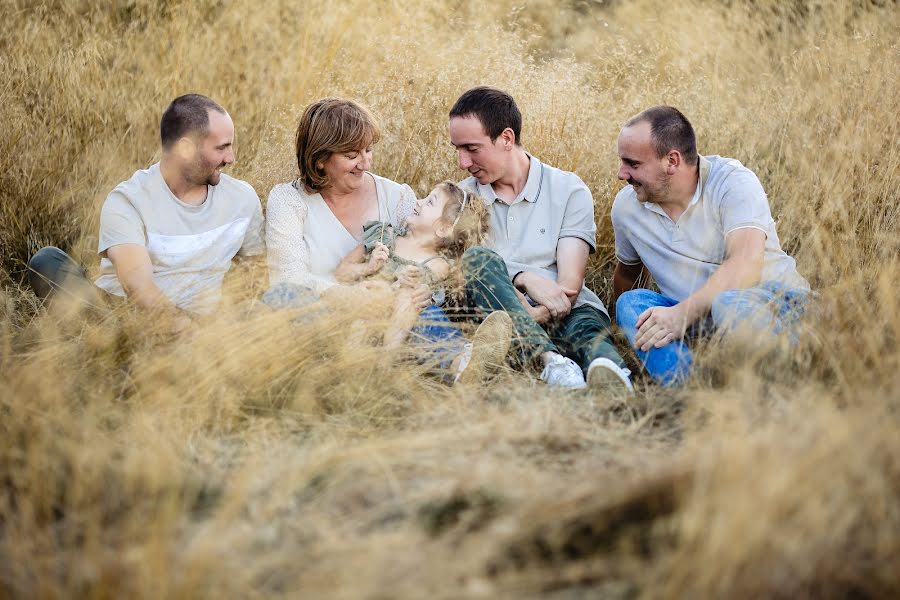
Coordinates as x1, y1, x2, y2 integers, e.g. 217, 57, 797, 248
513, 237, 588, 320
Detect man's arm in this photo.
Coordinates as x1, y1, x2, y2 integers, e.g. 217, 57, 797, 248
513, 237, 587, 320
106, 244, 171, 309
612, 261, 647, 302
633, 228, 766, 351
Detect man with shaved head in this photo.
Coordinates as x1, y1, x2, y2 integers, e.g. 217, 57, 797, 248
28, 94, 264, 325
612, 106, 810, 386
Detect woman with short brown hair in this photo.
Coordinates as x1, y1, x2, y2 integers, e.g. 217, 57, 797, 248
265, 97, 417, 294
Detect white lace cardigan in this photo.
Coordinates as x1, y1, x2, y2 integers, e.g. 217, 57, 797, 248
265, 174, 416, 294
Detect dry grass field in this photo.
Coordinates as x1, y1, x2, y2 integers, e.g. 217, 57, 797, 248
2, 0, 899, 597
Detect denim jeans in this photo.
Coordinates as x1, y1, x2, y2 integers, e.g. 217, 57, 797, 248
616, 282, 811, 386
26, 246, 108, 309
460, 246, 625, 373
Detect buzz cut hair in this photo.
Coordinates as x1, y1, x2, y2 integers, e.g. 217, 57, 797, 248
160, 94, 226, 149
626, 105, 699, 166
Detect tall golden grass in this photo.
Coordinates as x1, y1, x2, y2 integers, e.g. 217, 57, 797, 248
1, 0, 899, 597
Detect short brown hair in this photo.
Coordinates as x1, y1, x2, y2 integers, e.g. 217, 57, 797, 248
449, 86, 522, 145
434, 182, 491, 258
294, 98, 381, 192
625, 105, 699, 166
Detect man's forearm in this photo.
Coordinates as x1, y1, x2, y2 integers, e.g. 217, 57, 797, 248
677, 255, 762, 324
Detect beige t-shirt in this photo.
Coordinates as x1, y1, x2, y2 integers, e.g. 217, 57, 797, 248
265, 173, 415, 292
95, 162, 265, 314
460, 154, 609, 317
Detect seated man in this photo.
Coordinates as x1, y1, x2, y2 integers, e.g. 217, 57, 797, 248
28, 94, 264, 324
448, 86, 632, 392
612, 106, 811, 386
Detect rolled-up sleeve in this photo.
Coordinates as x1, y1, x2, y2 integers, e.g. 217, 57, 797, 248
559, 182, 597, 253
719, 170, 772, 238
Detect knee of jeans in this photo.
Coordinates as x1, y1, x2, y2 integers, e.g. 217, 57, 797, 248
710, 289, 746, 326
461, 246, 502, 273
615, 289, 657, 325
462, 246, 495, 264
27, 246, 67, 274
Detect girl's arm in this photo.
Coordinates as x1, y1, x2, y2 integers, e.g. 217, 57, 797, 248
383, 284, 432, 348
334, 242, 390, 283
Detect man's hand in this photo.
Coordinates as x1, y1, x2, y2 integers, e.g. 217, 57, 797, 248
634, 304, 690, 351
518, 273, 578, 320
514, 287, 551, 324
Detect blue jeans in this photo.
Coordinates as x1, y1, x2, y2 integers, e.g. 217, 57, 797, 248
616, 282, 811, 386
408, 304, 466, 371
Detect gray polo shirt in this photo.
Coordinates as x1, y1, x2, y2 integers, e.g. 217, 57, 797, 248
460, 154, 608, 317
611, 155, 809, 302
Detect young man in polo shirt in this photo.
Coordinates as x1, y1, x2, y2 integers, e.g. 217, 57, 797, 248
612, 105, 810, 386
27, 94, 265, 327
448, 86, 632, 392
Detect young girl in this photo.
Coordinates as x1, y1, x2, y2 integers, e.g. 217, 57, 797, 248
334, 181, 510, 383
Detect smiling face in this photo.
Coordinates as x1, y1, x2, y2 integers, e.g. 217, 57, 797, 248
188, 110, 235, 187
449, 115, 511, 185
406, 187, 452, 236
616, 120, 671, 203
319, 146, 373, 193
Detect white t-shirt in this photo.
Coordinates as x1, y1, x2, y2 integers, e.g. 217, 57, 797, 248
612, 155, 809, 302
95, 162, 265, 314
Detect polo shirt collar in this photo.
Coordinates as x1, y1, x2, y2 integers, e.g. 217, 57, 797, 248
477, 154, 543, 205
689, 155, 712, 207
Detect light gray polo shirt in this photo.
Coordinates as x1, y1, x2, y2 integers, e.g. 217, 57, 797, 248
611, 155, 809, 302
460, 154, 608, 317
95, 163, 265, 314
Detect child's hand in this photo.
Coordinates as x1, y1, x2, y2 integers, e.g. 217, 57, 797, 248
366, 242, 390, 274
395, 264, 423, 288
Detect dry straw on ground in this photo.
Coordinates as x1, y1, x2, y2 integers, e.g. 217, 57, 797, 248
1, 0, 899, 598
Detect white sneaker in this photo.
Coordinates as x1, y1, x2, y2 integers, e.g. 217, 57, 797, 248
456, 311, 513, 385
540, 354, 587, 389
586, 357, 634, 394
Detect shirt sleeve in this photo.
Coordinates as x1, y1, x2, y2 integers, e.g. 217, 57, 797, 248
265, 185, 335, 294
611, 190, 641, 265
98, 192, 145, 255
559, 178, 597, 253
719, 169, 773, 238
238, 192, 266, 257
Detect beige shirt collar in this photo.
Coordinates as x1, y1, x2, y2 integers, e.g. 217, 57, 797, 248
476, 154, 543, 206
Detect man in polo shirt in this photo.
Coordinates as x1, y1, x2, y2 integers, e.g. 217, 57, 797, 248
27, 94, 265, 326
449, 86, 632, 391
612, 105, 810, 386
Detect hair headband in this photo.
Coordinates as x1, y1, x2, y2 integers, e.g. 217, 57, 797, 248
451, 190, 469, 228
